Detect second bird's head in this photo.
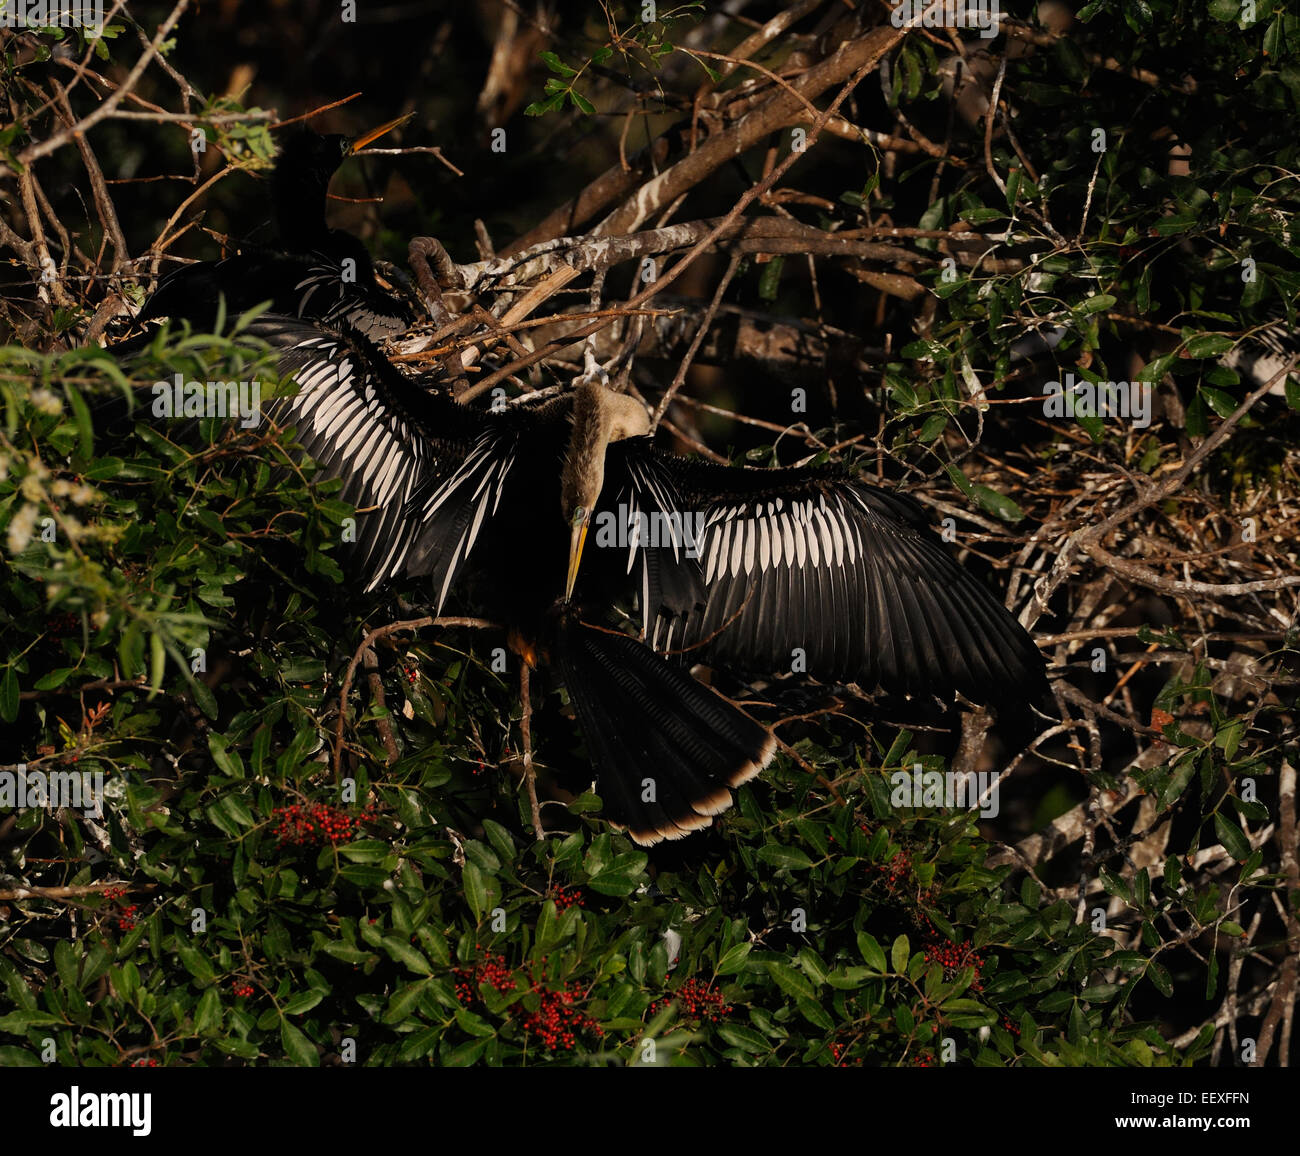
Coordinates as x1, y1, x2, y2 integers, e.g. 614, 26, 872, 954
561, 380, 651, 602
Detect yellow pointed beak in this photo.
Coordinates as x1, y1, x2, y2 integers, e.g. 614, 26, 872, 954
348, 111, 416, 154
565, 518, 589, 604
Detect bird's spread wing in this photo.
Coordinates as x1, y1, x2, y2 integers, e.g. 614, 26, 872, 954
600, 440, 707, 641
399, 428, 521, 613
1221, 311, 1299, 395
257, 316, 482, 596
640, 454, 1045, 702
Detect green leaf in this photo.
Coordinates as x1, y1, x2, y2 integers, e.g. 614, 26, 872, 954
176, 945, 215, 987
339, 839, 390, 863
1145, 960, 1173, 997
767, 961, 815, 1001
384, 981, 428, 1025
973, 485, 1024, 523
397, 1026, 441, 1061
524, 92, 565, 117
715, 942, 753, 976
0, 668, 19, 723
757, 256, 785, 302
756, 844, 814, 871
1079, 294, 1116, 313
34, 667, 75, 691
281, 989, 324, 1015
214, 1038, 260, 1060
796, 996, 834, 1031
445, 1036, 491, 1066
1099, 867, 1132, 904
716, 1024, 772, 1054
63, 382, 94, 460
1185, 333, 1235, 358
280, 1019, 320, 1066
462, 860, 494, 922
858, 931, 888, 973
207, 733, 244, 778
1200, 386, 1237, 418
381, 936, 433, 976
0, 1010, 66, 1031
207, 794, 254, 836
587, 851, 648, 897
1156, 757, 1196, 812
891, 934, 911, 975
1080, 983, 1121, 1002
193, 987, 222, 1035
539, 50, 577, 77
0, 1047, 43, 1066
1213, 812, 1251, 861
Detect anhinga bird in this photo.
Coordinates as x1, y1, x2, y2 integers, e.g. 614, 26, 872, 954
250, 315, 1047, 844
1222, 311, 1299, 397
131, 116, 418, 341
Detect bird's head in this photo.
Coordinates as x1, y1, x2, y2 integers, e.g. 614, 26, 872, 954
271, 114, 414, 248
561, 380, 650, 601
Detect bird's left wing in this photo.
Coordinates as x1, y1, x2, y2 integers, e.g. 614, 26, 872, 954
636, 452, 1046, 705
599, 439, 707, 641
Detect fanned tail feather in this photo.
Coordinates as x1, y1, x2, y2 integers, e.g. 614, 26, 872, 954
554, 619, 776, 846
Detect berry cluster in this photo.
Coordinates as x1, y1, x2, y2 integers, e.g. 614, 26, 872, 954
232, 981, 255, 997
828, 1040, 863, 1067
453, 947, 518, 1004
549, 885, 584, 912
520, 984, 604, 1052
128, 1057, 160, 1067
269, 802, 376, 848
454, 948, 602, 1052
874, 851, 912, 890
45, 610, 79, 638
102, 886, 138, 931
1001, 1016, 1022, 1037
650, 978, 732, 1024
923, 938, 985, 990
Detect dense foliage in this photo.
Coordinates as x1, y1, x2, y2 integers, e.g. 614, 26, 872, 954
0, 1, 1297, 1067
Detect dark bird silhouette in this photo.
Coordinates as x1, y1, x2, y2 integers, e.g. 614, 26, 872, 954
243, 315, 1048, 844
130, 116, 417, 342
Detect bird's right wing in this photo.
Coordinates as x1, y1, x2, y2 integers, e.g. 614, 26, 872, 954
397, 427, 521, 612
256, 316, 483, 597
